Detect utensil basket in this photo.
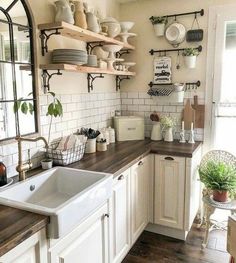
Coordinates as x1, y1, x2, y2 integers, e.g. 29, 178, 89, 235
47, 138, 86, 166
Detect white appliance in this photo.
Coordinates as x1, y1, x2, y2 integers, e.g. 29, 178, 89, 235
114, 116, 145, 141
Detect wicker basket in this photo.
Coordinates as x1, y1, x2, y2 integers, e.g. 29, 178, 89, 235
47, 138, 86, 166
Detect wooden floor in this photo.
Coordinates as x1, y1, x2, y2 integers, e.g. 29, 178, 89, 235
122, 224, 230, 263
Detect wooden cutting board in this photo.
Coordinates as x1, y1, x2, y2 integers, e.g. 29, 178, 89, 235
192, 95, 205, 128
183, 99, 195, 130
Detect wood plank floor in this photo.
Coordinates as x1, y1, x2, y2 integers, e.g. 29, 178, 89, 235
122, 224, 230, 263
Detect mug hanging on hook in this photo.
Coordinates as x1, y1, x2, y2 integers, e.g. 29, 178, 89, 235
186, 13, 204, 42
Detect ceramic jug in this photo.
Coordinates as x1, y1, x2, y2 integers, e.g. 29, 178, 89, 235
151, 122, 162, 141
86, 11, 100, 33
74, 1, 87, 29
55, 0, 75, 25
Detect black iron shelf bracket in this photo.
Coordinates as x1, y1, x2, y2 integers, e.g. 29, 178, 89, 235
149, 45, 202, 56
116, 50, 130, 58
42, 69, 62, 93
39, 28, 62, 56
87, 73, 104, 92
149, 9, 204, 22
86, 42, 104, 55
148, 81, 201, 90
116, 76, 130, 91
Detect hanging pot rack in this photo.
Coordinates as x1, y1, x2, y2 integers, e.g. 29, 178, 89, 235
149, 9, 204, 23
149, 45, 202, 56
148, 81, 201, 90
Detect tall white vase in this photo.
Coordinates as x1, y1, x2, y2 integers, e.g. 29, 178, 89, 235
151, 122, 162, 141
164, 127, 173, 142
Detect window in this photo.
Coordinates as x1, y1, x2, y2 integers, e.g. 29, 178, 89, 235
0, 0, 38, 142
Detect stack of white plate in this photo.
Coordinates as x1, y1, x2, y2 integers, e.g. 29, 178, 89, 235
52, 49, 88, 65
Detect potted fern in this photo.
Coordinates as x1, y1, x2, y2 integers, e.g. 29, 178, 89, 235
182, 48, 199, 69
199, 161, 236, 202
150, 16, 167, 37
14, 91, 63, 169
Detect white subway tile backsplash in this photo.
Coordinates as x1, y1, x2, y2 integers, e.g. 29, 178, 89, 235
128, 92, 139, 99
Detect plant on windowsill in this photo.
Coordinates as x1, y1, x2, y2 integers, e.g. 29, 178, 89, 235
199, 161, 236, 202
14, 91, 63, 170
182, 48, 199, 69
150, 16, 167, 37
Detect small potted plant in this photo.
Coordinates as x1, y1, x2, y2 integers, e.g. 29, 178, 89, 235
150, 16, 167, 37
160, 115, 176, 142
199, 161, 236, 202
14, 91, 63, 170
182, 48, 199, 69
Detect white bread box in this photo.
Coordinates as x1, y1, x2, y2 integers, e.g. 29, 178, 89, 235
114, 116, 145, 141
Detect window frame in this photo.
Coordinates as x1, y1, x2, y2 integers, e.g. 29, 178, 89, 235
0, 0, 39, 144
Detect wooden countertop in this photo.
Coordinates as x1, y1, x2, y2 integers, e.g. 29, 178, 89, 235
0, 205, 48, 257
0, 139, 201, 256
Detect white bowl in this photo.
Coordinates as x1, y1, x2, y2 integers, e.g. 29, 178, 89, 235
118, 32, 137, 44
100, 21, 121, 38
120, 21, 134, 33
173, 83, 185, 92
102, 44, 122, 59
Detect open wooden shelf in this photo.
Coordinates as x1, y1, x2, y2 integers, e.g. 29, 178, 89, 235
39, 63, 136, 76
38, 21, 135, 51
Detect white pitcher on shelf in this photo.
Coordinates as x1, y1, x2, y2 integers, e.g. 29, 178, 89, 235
54, 0, 75, 24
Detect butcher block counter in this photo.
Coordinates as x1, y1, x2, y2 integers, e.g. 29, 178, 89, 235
0, 139, 202, 256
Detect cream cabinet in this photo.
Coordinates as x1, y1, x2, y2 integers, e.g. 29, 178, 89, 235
49, 202, 110, 263
110, 169, 131, 263
154, 155, 185, 230
0, 229, 48, 263
130, 155, 150, 244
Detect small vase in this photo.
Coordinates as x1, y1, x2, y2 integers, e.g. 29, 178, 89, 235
153, 23, 165, 37
151, 122, 162, 141
164, 127, 173, 142
54, 0, 75, 24
86, 12, 100, 33
184, 55, 197, 69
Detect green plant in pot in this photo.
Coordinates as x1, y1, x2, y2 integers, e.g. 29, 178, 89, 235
150, 16, 167, 37
14, 91, 63, 169
199, 161, 236, 202
182, 48, 199, 69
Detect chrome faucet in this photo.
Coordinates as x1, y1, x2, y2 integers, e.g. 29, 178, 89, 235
15, 136, 49, 181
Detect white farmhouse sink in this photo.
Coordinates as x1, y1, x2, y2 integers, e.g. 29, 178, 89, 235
0, 167, 112, 239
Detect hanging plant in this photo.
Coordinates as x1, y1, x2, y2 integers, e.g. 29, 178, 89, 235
182, 48, 199, 69
150, 16, 168, 37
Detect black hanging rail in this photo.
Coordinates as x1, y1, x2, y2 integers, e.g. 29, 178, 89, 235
149, 9, 204, 22
149, 45, 202, 56
148, 81, 201, 89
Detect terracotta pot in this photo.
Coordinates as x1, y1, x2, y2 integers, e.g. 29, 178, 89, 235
213, 190, 229, 202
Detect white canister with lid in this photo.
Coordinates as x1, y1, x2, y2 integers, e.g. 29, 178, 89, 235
101, 128, 110, 145
108, 127, 116, 143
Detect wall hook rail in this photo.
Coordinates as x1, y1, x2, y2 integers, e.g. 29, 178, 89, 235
149, 45, 202, 56
116, 76, 130, 91
148, 81, 201, 89
87, 73, 104, 92
39, 28, 62, 56
42, 69, 62, 93
149, 9, 204, 22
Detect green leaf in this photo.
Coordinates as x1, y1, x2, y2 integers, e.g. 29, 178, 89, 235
56, 99, 63, 116
13, 100, 21, 113
21, 102, 28, 114
29, 103, 34, 114
48, 91, 56, 97
27, 92, 33, 97
47, 103, 54, 116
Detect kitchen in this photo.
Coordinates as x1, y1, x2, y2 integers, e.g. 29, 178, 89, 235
0, 0, 236, 262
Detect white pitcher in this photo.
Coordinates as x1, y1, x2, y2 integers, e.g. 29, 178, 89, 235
55, 0, 75, 24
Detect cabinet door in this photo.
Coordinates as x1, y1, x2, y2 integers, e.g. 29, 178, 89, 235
0, 230, 48, 263
50, 203, 109, 263
131, 155, 149, 244
154, 155, 185, 230
111, 169, 131, 263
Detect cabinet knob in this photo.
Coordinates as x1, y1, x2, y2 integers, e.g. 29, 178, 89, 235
104, 214, 109, 219
164, 156, 175, 161
138, 161, 143, 166
118, 175, 124, 181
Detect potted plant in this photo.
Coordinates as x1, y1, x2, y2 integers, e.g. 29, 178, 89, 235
199, 161, 236, 202
14, 91, 63, 170
150, 16, 167, 37
160, 116, 176, 142
182, 48, 199, 69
